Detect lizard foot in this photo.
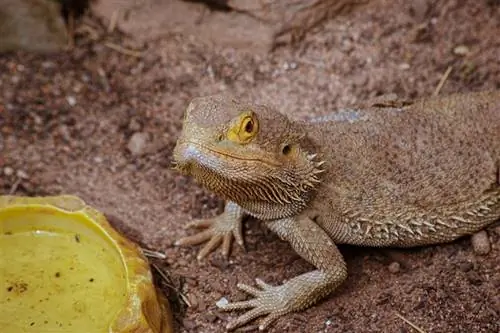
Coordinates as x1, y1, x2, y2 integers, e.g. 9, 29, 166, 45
218, 278, 296, 331
175, 202, 245, 260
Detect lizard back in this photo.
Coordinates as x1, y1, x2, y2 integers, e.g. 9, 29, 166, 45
305, 91, 500, 246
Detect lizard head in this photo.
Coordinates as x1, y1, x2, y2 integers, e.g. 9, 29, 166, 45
173, 95, 325, 218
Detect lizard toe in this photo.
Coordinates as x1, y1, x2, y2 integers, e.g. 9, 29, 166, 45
255, 278, 273, 289
258, 309, 290, 331
218, 298, 260, 311
184, 218, 214, 229
177, 207, 245, 260
197, 234, 223, 260
218, 281, 296, 331
175, 228, 213, 246
236, 282, 262, 296
232, 223, 245, 248
221, 233, 232, 258
225, 306, 271, 331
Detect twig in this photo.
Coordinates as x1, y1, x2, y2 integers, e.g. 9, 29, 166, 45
142, 248, 167, 259
67, 10, 75, 49
108, 10, 120, 33
151, 263, 191, 307
77, 24, 101, 40
433, 66, 453, 96
151, 263, 175, 289
104, 42, 143, 58
395, 312, 427, 333
9, 178, 21, 194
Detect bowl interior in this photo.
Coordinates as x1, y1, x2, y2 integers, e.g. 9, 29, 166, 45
1, 205, 128, 333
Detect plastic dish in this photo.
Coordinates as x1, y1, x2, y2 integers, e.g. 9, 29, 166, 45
0, 195, 173, 333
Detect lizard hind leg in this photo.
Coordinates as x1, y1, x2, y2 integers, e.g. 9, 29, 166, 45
175, 201, 246, 260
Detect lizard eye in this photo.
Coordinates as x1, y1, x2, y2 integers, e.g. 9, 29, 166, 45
243, 118, 254, 133
227, 112, 259, 144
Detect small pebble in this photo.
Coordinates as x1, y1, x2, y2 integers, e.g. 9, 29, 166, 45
182, 319, 198, 330
126, 132, 149, 156
216, 297, 229, 307
453, 45, 470, 56
42, 61, 55, 69
58, 125, 72, 142
459, 261, 473, 273
466, 271, 483, 286
16, 170, 29, 179
471, 230, 491, 255
128, 118, 142, 132
204, 312, 218, 323
187, 293, 199, 310
66, 96, 77, 107
3, 166, 14, 176
388, 262, 401, 273
399, 63, 410, 70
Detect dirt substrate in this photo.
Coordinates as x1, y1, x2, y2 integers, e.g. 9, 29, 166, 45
1, 0, 500, 332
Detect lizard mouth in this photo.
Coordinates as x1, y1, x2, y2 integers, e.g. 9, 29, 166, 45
173, 140, 280, 171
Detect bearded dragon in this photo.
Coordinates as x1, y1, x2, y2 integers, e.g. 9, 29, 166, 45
172, 91, 500, 331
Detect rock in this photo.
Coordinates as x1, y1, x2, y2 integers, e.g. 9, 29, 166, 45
181, 318, 198, 330
66, 96, 77, 107
128, 118, 142, 132
453, 45, 470, 56
16, 170, 29, 179
126, 132, 149, 156
187, 292, 199, 310
466, 271, 483, 286
458, 261, 473, 273
471, 230, 491, 255
409, 0, 430, 21
92, 0, 366, 53
399, 63, 411, 70
59, 125, 72, 142
215, 297, 229, 307
3, 166, 14, 176
0, 0, 68, 53
388, 261, 401, 273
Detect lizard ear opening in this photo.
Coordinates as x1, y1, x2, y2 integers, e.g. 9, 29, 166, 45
282, 144, 292, 155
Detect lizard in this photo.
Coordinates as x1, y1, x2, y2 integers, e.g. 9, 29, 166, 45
172, 90, 500, 331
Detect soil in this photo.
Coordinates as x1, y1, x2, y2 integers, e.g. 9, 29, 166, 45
1, 0, 500, 332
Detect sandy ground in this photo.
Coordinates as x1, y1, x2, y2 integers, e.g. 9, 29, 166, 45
1, 0, 500, 332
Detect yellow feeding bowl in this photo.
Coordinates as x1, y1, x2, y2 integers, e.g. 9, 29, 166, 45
0, 195, 173, 333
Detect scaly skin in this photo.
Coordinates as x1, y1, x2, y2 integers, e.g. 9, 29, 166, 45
172, 91, 500, 331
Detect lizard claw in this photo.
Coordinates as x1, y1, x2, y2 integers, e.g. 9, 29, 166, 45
218, 278, 294, 331
175, 215, 244, 260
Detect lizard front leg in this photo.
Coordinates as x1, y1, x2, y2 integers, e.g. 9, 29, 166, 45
175, 201, 246, 260
218, 214, 347, 331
